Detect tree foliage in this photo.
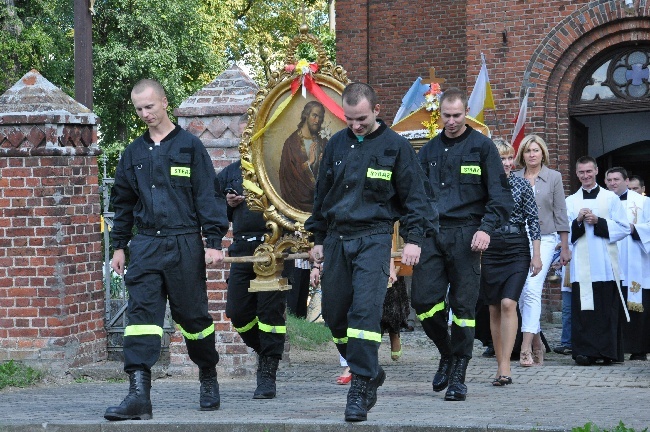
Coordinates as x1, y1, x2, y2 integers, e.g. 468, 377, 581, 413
1, 0, 335, 178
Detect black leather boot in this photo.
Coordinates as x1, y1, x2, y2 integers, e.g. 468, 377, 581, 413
432, 355, 454, 392
104, 370, 153, 421
344, 374, 370, 422
366, 366, 385, 411
199, 367, 220, 410
444, 356, 469, 401
253, 355, 279, 399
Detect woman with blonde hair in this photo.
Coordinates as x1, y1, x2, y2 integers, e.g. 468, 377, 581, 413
482, 138, 541, 385
514, 134, 572, 367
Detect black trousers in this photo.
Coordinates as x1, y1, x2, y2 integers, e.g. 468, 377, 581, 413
287, 266, 310, 319
411, 224, 481, 358
226, 240, 287, 359
321, 233, 391, 378
123, 233, 218, 372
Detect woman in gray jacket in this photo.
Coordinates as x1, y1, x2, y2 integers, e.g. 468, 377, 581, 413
514, 135, 572, 367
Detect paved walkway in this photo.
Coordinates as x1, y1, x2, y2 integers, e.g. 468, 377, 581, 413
1, 326, 650, 431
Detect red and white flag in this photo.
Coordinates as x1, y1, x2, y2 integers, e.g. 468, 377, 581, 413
511, 89, 529, 153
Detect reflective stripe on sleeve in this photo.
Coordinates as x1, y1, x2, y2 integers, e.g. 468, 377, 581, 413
332, 336, 348, 344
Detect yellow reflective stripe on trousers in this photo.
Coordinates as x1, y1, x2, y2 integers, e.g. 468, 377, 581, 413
258, 321, 287, 334
417, 301, 445, 321
452, 314, 475, 328
234, 317, 259, 333
332, 337, 348, 344
177, 323, 215, 340
124, 324, 163, 337
347, 328, 382, 343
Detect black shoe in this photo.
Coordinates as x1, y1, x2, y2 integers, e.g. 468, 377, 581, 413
553, 345, 572, 355
630, 353, 648, 361
575, 355, 594, 366
253, 355, 279, 399
432, 355, 454, 392
482, 345, 495, 357
104, 370, 153, 421
366, 366, 386, 411
444, 356, 469, 401
344, 374, 370, 422
199, 367, 220, 410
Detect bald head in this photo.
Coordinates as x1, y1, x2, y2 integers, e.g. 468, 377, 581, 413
132, 79, 166, 98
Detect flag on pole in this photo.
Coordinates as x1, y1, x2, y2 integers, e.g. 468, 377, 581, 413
467, 53, 495, 123
511, 88, 529, 153
393, 77, 430, 125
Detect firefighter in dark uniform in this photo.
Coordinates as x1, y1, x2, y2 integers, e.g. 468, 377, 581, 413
412, 87, 514, 402
105, 79, 228, 421
216, 154, 287, 400
306, 83, 438, 422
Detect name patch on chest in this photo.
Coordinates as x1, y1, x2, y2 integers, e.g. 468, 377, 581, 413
460, 166, 481, 175
367, 168, 392, 181
171, 167, 191, 177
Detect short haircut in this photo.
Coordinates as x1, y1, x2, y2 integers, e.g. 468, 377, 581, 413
576, 156, 597, 169
629, 175, 645, 187
492, 138, 514, 156
605, 166, 628, 180
342, 82, 378, 108
515, 134, 550, 167
132, 79, 166, 98
440, 87, 468, 110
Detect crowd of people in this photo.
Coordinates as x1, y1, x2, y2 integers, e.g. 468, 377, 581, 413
105, 78, 649, 423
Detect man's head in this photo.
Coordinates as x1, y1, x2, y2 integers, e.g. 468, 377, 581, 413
341, 83, 380, 137
605, 166, 629, 196
131, 79, 169, 129
439, 87, 469, 139
629, 175, 645, 195
298, 101, 325, 136
575, 156, 599, 189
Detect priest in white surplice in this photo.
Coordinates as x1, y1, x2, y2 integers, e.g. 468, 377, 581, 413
566, 157, 631, 366
606, 167, 650, 361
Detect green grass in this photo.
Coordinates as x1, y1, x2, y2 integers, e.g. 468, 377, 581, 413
573, 422, 648, 432
0, 360, 43, 390
286, 314, 332, 350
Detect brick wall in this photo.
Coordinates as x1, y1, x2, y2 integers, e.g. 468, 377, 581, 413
0, 70, 105, 372
336, 0, 468, 123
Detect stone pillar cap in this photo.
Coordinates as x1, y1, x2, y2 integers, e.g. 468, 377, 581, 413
0, 69, 98, 125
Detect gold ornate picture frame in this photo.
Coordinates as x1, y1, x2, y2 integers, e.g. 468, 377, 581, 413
239, 28, 349, 258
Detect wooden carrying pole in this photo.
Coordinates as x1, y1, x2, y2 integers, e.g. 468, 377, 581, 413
221, 251, 404, 264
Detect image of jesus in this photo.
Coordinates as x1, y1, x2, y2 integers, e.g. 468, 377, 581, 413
279, 101, 327, 213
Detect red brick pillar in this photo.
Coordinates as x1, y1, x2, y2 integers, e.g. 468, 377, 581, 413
174, 64, 262, 376
0, 70, 105, 373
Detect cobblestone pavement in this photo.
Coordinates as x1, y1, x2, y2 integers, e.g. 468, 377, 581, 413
1, 324, 649, 432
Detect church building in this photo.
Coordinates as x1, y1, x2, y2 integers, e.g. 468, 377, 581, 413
335, 0, 650, 190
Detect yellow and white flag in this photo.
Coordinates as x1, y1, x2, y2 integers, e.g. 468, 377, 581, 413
467, 53, 495, 123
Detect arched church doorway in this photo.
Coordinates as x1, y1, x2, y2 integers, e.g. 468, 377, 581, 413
569, 45, 650, 191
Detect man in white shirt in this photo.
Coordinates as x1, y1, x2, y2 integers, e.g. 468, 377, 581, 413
566, 157, 630, 366
606, 167, 650, 361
